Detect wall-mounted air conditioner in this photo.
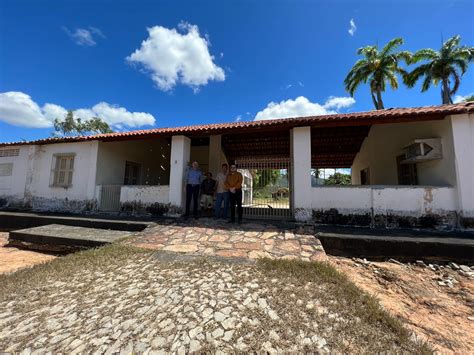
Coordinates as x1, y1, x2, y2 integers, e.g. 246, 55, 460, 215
401, 138, 442, 164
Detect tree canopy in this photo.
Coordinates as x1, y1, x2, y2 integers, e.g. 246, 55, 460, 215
404, 35, 474, 104
344, 38, 411, 110
324, 172, 352, 186
53, 110, 113, 136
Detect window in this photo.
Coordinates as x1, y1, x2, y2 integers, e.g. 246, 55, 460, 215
51, 154, 75, 187
0, 148, 19, 157
397, 155, 418, 185
124, 161, 141, 185
0, 163, 13, 177
360, 168, 370, 185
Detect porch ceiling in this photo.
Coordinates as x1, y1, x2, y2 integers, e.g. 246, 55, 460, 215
222, 125, 371, 168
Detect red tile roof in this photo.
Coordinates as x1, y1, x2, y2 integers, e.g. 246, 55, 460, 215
1, 102, 473, 147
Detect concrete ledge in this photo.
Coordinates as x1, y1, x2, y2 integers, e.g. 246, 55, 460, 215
317, 226, 474, 263
0, 211, 150, 232
9, 224, 132, 249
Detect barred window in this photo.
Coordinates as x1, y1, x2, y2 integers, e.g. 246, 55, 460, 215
0, 148, 20, 157
51, 154, 75, 187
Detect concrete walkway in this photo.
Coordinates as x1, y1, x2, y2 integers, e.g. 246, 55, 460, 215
126, 218, 326, 262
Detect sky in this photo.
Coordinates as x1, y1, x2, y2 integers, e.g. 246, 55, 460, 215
0, 0, 473, 143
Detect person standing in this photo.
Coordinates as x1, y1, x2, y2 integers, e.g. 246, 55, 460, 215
200, 172, 216, 217
214, 163, 229, 218
225, 164, 243, 223
184, 161, 202, 218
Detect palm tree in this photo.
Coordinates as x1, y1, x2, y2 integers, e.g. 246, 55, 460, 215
344, 38, 411, 110
405, 35, 474, 104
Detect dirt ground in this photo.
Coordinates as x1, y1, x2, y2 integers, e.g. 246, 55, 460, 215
0, 232, 55, 274
329, 256, 474, 354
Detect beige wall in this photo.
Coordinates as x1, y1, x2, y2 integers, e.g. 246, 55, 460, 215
351, 118, 456, 186
96, 139, 171, 186
190, 145, 210, 173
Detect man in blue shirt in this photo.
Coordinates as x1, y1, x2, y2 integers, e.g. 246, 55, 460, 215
184, 161, 203, 218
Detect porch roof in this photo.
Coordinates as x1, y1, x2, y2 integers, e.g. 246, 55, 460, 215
1, 102, 472, 148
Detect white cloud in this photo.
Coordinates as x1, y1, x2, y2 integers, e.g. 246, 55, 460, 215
324, 96, 356, 110
63, 26, 105, 46
254, 96, 356, 121
0, 91, 155, 129
234, 115, 242, 122
453, 93, 474, 103
348, 19, 357, 36
126, 22, 225, 91
0, 92, 52, 128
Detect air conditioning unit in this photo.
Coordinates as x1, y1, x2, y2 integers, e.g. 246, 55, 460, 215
402, 138, 442, 164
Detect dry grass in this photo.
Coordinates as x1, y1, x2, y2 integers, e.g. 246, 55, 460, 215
0, 244, 150, 300
257, 258, 433, 354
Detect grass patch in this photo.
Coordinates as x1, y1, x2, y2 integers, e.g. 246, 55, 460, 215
257, 258, 433, 354
0, 243, 151, 301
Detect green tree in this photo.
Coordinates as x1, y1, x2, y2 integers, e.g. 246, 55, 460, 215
53, 110, 113, 136
251, 169, 281, 188
405, 35, 474, 104
324, 172, 351, 186
463, 95, 474, 102
344, 38, 411, 110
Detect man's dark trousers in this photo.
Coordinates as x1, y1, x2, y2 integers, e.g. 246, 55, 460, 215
185, 184, 200, 217
229, 189, 243, 222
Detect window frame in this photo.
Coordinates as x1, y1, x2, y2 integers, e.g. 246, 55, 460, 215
123, 161, 142, 185
50, 153, 76, 188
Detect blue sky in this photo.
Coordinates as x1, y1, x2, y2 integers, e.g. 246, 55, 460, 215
1, 0, 473, 143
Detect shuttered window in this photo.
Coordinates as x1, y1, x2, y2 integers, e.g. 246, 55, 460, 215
52, 154, 75, 187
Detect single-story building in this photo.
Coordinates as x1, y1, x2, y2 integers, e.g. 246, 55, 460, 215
1, 102, 473, 230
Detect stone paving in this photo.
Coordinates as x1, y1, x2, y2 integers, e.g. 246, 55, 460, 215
126, 218, 326, 262
0, 252, 337, 353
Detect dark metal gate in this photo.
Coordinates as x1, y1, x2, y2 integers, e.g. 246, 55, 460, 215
236, 159, 292, 220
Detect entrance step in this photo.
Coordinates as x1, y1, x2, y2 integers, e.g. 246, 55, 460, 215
8, 224, 133, 253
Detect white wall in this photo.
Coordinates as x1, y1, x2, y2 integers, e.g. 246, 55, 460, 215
29, 142, 98, 200
312, 185, 457, 217
451, 113, 474, 217
0, 146, 29, 200
120, 185, 170, 204
352, 118, 456, 186
291, 127, 312, 221
96, 139, 171, 186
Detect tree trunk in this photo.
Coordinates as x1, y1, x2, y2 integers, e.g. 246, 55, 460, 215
442, 78, 452, 104
370, 92, 378, 109
376, 87, 384, 109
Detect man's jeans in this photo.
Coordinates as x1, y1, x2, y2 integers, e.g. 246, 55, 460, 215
214, 192, 229, 218
185, 184, 200, 217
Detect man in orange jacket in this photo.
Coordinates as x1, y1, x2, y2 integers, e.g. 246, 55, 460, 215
225, 163, 243, 224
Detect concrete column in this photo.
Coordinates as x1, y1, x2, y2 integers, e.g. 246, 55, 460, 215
291, 126, 312, 222
169, 135, 191, 211
451, 114, 474, 221
87, 141, 99, 200
208, 135, 222, 177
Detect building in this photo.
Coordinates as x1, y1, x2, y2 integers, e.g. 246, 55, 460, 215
1, 102, 473, 230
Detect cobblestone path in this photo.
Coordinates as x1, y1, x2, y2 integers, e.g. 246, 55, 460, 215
0, 252, 337, 353
126, 218, 326, 261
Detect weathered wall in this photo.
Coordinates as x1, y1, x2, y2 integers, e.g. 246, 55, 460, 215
119, 185, 174, 216
96, 139, 171, 186
312, 186, 458, 229
0, 143, 99, 211
0, 146, 29, 205
351, 118, 456, 186
120, 185, 170, 204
